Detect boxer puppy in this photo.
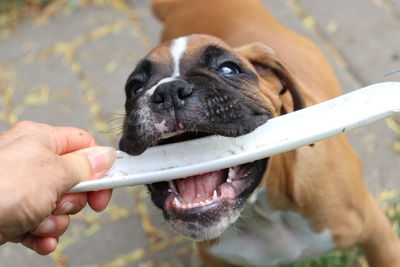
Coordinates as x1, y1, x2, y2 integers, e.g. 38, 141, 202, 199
120, 0, 400, 266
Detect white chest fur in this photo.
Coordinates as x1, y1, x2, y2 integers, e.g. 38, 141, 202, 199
209, 188, 335, 266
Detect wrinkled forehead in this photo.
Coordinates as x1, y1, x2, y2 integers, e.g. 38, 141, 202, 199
142, 34, 237, 76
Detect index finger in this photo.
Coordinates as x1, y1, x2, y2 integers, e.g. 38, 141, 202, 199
4, 121, 98, 155
48, 126, 98, 155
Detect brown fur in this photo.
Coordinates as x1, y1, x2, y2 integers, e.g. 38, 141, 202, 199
152, 0, 400, 266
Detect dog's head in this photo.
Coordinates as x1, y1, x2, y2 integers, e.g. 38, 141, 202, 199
120, 34, 304, 240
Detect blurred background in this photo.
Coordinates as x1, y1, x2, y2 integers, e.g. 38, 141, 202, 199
0, 0, 399, 266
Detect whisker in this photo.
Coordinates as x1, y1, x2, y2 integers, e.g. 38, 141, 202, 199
100, 126, 124, 134
107, 117, 125, 124
112, 112, 126, 116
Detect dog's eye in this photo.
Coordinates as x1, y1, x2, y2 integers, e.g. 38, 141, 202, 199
217, 62, 240, 75
131, 82, 144, 95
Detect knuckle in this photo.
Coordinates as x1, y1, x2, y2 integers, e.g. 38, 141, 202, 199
11, 121, 45, 140
12, 120, 38, 131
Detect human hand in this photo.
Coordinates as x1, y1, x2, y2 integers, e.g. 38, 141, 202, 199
0, 121, 116, 254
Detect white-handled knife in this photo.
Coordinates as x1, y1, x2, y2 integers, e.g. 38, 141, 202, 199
69, 82, 400, 193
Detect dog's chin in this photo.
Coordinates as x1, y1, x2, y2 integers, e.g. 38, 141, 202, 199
148, 157, 268, 240
167, 207, 242, 241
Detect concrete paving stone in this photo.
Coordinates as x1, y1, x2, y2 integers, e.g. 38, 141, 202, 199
0, 6, 126, 63
348, 120, 400, 193
20, 101, 92, 129
0, 243, 54, 267
148, 240, 195, 266
296, 0, 400, 84
110, 187, 140, 210
65, 215, 148, 266
138, 196, 197, 266
8, 57, 93, 126
0, 121, 8, 131
128, 0, 163, 46
0, 73, 92, 137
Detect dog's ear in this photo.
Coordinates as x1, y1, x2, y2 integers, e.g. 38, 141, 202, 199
235, 43, 305, 113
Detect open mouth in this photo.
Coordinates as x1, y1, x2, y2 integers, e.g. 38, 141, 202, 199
157, 131, 211, 146
147, 131, 267, 216
164, 163, 259, 211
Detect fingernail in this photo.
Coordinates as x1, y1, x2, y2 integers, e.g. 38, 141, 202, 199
86, 147, 116, 173
35, 219, 55, 235
53, 201, 75, 215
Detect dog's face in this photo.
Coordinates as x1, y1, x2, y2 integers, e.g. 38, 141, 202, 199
120, 34, 303, 240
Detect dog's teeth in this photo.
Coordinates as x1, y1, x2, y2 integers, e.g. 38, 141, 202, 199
226, 178, 232, 183
168, 180, 177, 191
228, 167, 237, 179
173, 197, 181, 207
199, 201, 205, 206
206, 199, 212, 204
213, 190, 218, 199
187, 202, 193, 208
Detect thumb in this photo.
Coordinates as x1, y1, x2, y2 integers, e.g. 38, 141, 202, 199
59, 146, 116, 189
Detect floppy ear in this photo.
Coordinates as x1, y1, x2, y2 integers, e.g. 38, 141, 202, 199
235, 43, 305, 113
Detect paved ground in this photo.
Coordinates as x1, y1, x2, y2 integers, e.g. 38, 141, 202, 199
0, 0, 399, 266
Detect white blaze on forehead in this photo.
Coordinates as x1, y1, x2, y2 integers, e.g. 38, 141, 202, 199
145, 36, 188, 97
171, 36, 188, 76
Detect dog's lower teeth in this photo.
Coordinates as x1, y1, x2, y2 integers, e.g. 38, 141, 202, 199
213, 190, 218, 199
173, 197, 181, 206
227, 178, 232, 183
173, 191, 221, 209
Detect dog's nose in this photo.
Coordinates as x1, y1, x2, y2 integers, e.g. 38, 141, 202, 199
151, 79, 193, 104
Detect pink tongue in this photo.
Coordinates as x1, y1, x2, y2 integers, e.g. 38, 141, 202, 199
175, 170, 227, 203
